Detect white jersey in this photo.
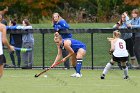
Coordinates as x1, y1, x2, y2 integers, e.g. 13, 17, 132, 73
113, 38, 128, 57
0, 32, 3, 55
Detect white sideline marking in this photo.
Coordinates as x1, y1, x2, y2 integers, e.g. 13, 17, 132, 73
32, 83, 120, 88
50, 73, 67, 75
32, 84, 69, 88
94, 84, 120, 87
8, 75, 32, 78
65, 84, 120, 87
7, 73, 66, 78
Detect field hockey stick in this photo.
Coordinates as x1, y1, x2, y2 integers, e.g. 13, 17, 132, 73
14, 47, 32, 52
34, 60, 64, 78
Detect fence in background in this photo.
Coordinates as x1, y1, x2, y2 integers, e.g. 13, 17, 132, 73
4, 29, 139, 69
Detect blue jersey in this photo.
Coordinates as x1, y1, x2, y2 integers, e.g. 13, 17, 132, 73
61, 39, 86, 53
6, 25, 17, 30
131, 17, 140, 37
53, 19, 72, 39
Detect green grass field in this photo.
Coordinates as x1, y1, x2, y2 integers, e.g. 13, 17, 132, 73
0, 69, 140, 93
5, 23, 114, 67
32, 23, 114, 29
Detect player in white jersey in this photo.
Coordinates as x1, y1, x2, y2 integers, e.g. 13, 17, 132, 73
113, 38, 128, 57
0, 14, 14, 78
101, 30, 129, 79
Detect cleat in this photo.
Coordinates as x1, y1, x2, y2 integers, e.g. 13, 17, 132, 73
101, 74, 105, 79
124, 76, 129, 79
75, 73, 82, 78
70, 73, 77, 77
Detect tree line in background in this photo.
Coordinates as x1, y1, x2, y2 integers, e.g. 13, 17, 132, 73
0, 0, 140, 23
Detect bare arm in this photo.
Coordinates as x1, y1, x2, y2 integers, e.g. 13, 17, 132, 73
107, 37, 114, 41
0, 24, 14, 51
62, 40, 74, 61
53, 45, 62, 63
113, 20, 121, 29
110, 40, 115, 52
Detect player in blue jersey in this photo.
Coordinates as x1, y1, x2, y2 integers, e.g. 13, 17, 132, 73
53, 34, 86, 78
52, 13, 72, 39
52, 13, 72, 69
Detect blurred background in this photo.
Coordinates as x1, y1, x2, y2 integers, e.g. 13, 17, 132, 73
1, 0, 140, 68
0, 0, 140, 24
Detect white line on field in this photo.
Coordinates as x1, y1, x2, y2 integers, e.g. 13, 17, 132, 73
32, 83, 120, 88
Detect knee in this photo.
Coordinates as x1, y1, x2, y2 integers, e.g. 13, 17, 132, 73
110, 62, 114, 65
76, 55, 83, 59
110, 60, 115, 65
130, 57, 136, 60
121, 66, 126, 69
76, 50, 86, 59
71, 61, 76, 67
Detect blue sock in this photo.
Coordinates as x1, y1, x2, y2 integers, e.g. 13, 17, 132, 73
76, 59, 82, 74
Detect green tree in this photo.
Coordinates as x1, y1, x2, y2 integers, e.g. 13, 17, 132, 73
0, 0, 60, 23
0, 0, 139, 23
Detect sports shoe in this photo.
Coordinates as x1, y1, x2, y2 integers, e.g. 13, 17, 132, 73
75, 73, 82, 78
70, 73, 77, 77
124, 76, 129, 79
62, 68, 68, 70
101, 74, 105, 79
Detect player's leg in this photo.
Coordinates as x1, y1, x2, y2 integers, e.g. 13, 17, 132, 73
22, 43, 29, 69
134, 37, 140, 69
16, 50, 21, 67
121, 60, 129, 79
28, 43, 34, 68
125, 38, 137, 67
10, 51, 16, 67
70, 54, 77, 77
0, 64, 3, 78
15, 44, 22, 67
117, 61, 122, 70
0, 55, 5, 78
75, 48, 86, 78
62, 49, 70, 69
101, 59, 115, 79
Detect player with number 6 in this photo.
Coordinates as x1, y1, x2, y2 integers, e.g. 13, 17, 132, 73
101, 30, 129, 79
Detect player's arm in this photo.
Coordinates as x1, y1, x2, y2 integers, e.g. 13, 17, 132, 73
1, 24, 14, 51
58, 20, 70, 29
53, 23, 60, 31
107, 37, 114, 42
53, 45, 62, 63
128, 18, 140, 28
110, 40, 115, 52
62, 40, 74, 62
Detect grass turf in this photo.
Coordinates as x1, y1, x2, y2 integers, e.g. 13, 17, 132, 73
32, 23, 114, 29
0, 69, 140, 93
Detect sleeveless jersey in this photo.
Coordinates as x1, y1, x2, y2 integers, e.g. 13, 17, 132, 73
0, 32, 3, 55
61, 39, 86, 53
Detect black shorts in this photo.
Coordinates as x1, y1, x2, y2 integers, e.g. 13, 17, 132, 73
0, 54, 6, 65
112, 55, 128, 62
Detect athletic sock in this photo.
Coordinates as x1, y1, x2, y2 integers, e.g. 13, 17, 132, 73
76, 59, 82, 74
123, 66, 128, 76
103, 62, 112, 75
